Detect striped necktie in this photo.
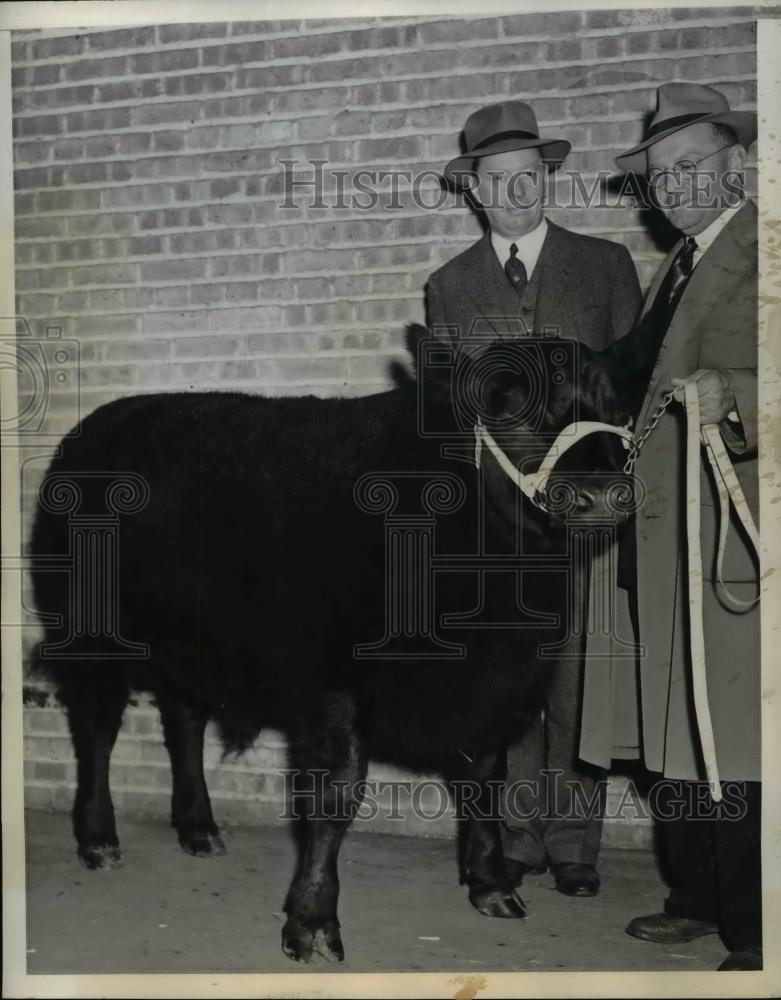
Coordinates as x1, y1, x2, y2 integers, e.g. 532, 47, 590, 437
665, 235, 698, 306
619, 234, 700, 400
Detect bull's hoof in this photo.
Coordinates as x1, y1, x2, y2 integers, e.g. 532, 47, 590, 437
469, 884, 527, 919
281, 916, 345, 963
78, 844, 123, 870
178, 829, 227, 857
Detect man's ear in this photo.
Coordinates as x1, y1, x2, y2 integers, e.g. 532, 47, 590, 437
727, 143, 747, 173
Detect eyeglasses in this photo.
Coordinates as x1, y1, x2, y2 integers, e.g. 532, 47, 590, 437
647, 143, 734, 186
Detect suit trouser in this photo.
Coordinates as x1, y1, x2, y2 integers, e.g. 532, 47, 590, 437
501, 654, 606, 868
657, 780, 762, 951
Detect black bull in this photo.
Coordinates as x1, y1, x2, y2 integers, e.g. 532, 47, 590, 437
31, 327, 643, 963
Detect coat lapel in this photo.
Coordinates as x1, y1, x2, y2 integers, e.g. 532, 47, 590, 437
637, 201, 758, 429
456, 232, 522, 340
535, 221, 579, 338
639, 241, 682, 322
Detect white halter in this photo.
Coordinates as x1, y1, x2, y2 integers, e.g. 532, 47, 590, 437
473, 418, 634, 508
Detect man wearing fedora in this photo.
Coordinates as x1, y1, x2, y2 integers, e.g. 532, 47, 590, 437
580, 82, 761, 971
427, 101, 642, 899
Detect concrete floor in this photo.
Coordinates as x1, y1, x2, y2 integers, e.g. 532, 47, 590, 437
24, 809, 729, 975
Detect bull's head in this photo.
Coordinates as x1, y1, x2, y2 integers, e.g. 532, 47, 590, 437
412, 327, 638, 542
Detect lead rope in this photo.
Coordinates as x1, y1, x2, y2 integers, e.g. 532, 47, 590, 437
683, 382, 722, 802
700, 419, 760, 608
627, 384, 759, 802
671, 383, 760, 802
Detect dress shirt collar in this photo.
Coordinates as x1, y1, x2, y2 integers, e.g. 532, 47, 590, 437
690, 197, 745, 266
490, 218, 549, 279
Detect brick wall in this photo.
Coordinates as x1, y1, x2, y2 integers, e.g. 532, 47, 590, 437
13, 9, 760, 846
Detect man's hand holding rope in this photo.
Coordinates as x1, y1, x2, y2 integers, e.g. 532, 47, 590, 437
670, 368, 737, 425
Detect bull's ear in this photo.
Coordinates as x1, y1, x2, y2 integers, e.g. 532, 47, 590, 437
404, 324, 430, 373
413, 325, 475, 403
582, 357, 624, 422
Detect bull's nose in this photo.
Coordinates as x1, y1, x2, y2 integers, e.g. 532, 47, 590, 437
561, 477, 636, 524
542, 473, 637, 523
574, 491, 595, 513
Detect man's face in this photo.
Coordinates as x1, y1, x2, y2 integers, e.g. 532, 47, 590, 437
473, 147, 546, 239
646, 123, 745, 235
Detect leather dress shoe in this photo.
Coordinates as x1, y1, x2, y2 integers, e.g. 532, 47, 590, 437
626, 913, 718, 943
718, 946, 762, 971
551, 862, 600, 897
504, 858, 546, 888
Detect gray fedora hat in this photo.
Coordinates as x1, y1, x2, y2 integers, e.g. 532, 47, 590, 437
444, 101, 571, 185
615, 82, 757, 174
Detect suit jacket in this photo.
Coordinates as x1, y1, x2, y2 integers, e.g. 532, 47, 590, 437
580, 199, 760, 781
426, 221, 642, 350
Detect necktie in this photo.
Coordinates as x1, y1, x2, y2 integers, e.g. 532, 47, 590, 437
665, 235, 698, 307
643, 234, 698, 343
505, 243, 528, 297
612, 236, 699, 407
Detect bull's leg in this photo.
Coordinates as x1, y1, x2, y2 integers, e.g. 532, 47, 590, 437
155, 684, 225, 857
455, 749, 527, 919
60, 665, 129, 870
282, 694, 367, 963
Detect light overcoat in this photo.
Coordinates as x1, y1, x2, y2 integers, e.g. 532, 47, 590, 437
580, 199, 760, 782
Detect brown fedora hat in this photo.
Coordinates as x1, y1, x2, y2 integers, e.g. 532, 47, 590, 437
444, 101, 570, 185
616, 82, 757, 174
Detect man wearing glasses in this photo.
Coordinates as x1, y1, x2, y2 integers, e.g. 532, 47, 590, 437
579, 82, 760, 971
